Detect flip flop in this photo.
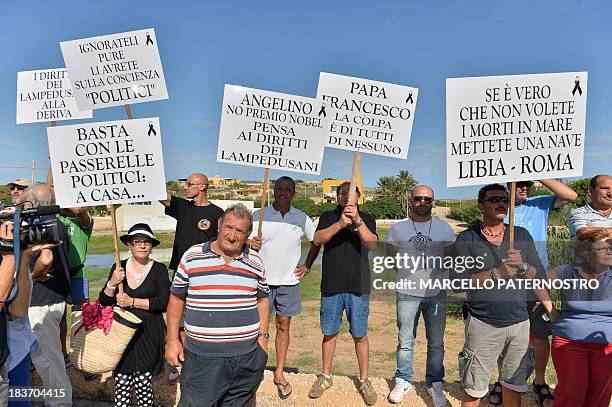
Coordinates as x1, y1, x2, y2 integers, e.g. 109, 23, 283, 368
273, 380, 292, 400
533, 382, 554, 406
487, 381, 503, 406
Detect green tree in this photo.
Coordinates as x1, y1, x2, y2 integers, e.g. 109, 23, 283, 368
291, 196, 318, 217
361, 196, 402, 219
569, 178, 590, 207
0, 186, 11, 206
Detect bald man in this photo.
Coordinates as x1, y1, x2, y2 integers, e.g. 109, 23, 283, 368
386, 185, 455, 406
161, 173, 224, 272
160, 173, 224, 384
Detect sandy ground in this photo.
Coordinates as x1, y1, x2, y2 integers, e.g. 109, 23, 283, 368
41, 299, 554, 406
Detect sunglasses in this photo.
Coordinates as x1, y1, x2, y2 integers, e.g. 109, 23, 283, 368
516, 182, 533, 189
9, 186, 27, 191
412, 196, 433, 203
484, 196, 510, 204
185, 182, 208, 187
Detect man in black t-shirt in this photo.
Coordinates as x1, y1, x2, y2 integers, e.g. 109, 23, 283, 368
159, 172, 223, 384
160, 173, 224, 272
308, 182, 379, 406
453, 184, 553, 407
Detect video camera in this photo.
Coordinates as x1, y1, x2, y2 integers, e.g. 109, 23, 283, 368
0, 205, 61, 245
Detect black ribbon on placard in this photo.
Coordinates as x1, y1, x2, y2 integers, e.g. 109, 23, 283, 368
148, 123, 157, 136
572, 76, 582, 96
146, 34, 154, 46
406, 92, 414, 104
318, 105, 326, 118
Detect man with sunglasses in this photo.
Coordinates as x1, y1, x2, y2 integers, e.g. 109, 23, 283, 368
7, 178, 32, 206
386, 185, 455, 405
160, 172, 223, 384
453, 184, 553, 407
497, 179, 576, 406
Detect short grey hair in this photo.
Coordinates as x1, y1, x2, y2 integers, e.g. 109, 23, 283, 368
25, 184, 56, 207
219, 203, 253, 233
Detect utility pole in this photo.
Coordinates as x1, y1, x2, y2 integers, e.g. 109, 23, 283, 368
31, 160, 35, 184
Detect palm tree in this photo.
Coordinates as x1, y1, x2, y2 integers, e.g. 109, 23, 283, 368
375, 171, 417, 218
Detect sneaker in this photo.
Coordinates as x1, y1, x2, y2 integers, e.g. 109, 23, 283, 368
64, 354, 73, 370
308, 374, 333, 398
388, 377, 413, 404
358, 378, 378, 406
427, 381, 448, 407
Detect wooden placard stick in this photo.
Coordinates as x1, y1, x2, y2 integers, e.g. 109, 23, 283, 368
348, 152, 362, 205
105, 104, 136, 296
508, 181, 516, 250
257, 168, 270, 239
46, 121, 57, 186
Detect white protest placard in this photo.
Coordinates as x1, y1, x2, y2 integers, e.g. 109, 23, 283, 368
316, 72, 418, 159
60, 28, 168, 110
16, 69, 92, 124
446, 72, 587, 187
48, 117, 166, 208
217, 85, 328, 175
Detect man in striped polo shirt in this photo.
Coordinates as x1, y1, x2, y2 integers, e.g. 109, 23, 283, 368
166, 203, 270, 406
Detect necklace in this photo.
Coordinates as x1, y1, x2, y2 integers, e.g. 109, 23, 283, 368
411, 217, 432, 252
128, 258, 152, 286
481, 225, 505, 238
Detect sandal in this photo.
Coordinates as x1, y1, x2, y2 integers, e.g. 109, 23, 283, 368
533, 382, 554, 406
487, 381, 503, 406
273, 380, 292, 400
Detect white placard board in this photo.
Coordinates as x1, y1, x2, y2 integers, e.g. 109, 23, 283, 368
217, 85, 328, 175
60, 28, 168, 110
316, 72, 418, 159
16, 69, 92, 124
446, 72, 587, 187
48, 117, 166, 208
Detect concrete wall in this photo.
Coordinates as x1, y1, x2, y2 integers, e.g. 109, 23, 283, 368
115, 200, 255, 232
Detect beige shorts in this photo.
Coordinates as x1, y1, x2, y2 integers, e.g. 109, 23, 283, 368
458, 314, 530, 398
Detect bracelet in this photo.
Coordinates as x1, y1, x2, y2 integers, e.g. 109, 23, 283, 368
106, 282, 116, 291
132, 298, 135, 308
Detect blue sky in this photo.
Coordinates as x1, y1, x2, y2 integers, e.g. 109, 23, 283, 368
2, 0, 611, 198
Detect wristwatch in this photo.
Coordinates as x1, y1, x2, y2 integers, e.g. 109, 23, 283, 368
490, 267, 500, 281
258, 332, 270, 340
519, 262, 530, 275
354, 217, 364, 227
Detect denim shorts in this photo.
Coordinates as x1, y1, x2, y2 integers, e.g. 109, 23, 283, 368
68, 277, 89, 303
269, 284, 301, 317
320, 293, 370, 338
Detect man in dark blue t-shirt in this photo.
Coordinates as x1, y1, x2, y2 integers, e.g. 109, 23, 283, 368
453, 184, 552, 407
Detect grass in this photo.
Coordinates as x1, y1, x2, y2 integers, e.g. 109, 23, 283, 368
87, 233, 175, 254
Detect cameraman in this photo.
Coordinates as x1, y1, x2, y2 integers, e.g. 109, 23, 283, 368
1, 220, 58, 407
23, 185, 72, 407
